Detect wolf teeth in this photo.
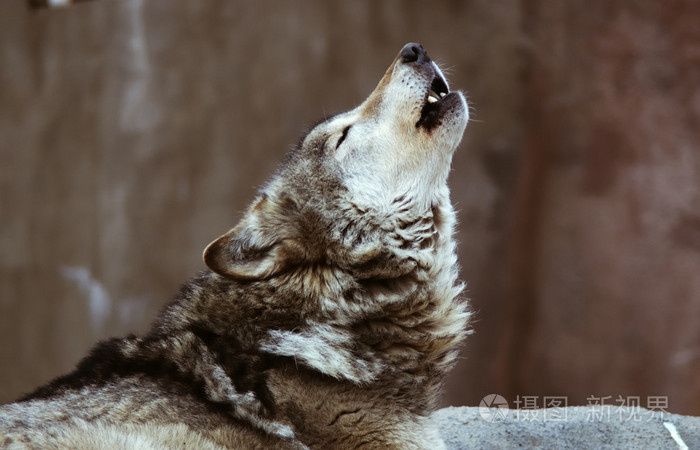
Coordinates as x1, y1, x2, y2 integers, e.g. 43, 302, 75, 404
427, 88, 447, 104
428, 90, 440, 103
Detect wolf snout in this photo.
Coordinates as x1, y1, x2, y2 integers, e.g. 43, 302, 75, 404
400, 42, 431, 64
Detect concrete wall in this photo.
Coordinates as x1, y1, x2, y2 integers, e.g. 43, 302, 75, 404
1, 0, 698, 415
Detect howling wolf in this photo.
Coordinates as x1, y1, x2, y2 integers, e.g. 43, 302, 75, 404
0, 42, 469, 449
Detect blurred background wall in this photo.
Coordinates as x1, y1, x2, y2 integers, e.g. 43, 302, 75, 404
1, 0, 699, 415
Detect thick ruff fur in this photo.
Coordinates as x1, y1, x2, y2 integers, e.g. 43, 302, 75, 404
0, 43, 470, 449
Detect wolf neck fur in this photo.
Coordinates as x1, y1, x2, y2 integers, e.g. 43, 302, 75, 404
158, 186, 468, 414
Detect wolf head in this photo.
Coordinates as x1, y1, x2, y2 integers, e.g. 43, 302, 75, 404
204, 43, 468, 284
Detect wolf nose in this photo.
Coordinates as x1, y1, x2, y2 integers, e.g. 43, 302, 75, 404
400, 43, 430, 64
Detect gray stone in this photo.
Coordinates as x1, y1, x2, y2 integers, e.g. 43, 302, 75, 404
434, 406, 699, 449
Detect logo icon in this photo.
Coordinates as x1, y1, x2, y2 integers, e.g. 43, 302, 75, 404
479, 394, 509, 423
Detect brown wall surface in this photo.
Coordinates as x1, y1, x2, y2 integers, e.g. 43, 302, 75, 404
1, 0, 698, 415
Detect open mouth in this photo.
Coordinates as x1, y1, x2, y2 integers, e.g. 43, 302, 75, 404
426, 76, 449, 105
416, 74, 451, 130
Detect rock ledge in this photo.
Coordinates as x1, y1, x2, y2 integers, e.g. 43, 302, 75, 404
434, 406, 699, 449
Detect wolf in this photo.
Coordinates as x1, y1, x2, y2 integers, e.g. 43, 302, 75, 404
0, 42, 469, 449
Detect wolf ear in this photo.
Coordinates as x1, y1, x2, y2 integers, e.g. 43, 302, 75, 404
203, 198, 303, 280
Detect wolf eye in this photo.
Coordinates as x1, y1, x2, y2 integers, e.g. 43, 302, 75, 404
336, 126, 351, 149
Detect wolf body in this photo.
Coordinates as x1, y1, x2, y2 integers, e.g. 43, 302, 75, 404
0, 43, 469, 449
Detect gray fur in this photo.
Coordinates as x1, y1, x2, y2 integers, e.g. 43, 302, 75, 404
1, 43, 469, 449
